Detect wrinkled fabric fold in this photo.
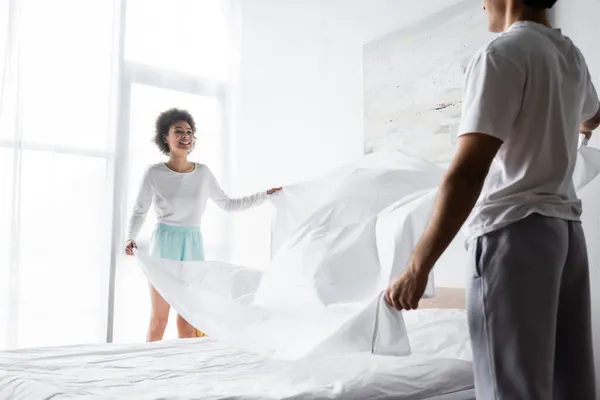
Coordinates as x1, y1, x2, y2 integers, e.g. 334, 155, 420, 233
135, 147, 600, 360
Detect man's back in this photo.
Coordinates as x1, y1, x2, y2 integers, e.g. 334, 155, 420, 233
460, 21, 599, 240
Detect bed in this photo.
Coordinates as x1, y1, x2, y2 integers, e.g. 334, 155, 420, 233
0, 288, 474, 400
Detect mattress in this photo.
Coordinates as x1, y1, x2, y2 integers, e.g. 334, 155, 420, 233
424, 389, 475, 400
0, 309, 473, 400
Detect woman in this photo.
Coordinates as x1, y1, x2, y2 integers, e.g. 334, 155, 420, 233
125, 108, 281, 342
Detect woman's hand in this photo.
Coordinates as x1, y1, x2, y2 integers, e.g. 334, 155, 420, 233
125, 240, 137, 256
267, 187, 283, 195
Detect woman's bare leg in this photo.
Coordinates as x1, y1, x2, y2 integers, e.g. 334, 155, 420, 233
176, 314, 195, 338
146, 285, 170, 342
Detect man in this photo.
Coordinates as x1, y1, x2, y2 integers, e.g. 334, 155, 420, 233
385, 0, 600, 399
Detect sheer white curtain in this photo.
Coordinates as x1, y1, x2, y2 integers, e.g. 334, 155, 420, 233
0, 0, 240, 349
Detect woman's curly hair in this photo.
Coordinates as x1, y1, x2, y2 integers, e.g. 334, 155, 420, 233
153, 108, 197, 155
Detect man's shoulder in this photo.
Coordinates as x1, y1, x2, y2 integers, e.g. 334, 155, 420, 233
479, 30, 530, 61
467, 36, 526, 77
471, 28, 552, 75
483, 24, 577, 63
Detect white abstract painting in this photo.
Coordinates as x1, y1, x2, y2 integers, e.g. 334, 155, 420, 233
363, 0, 496, 166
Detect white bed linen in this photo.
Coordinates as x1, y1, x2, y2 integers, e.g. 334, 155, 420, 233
135, 146, 600, 361
0, 309, 473, 400
136, 151, 443, 360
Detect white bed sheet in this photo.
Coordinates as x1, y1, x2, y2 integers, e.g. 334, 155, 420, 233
0, 309, 473, 400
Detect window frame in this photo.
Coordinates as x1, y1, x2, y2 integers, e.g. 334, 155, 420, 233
0, 0, 234, 346
105, 0, 233, 343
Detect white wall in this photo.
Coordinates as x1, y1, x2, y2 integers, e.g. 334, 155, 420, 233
232, 0, 459, 267
552, 1, 600, 395
228, 1, 600, 392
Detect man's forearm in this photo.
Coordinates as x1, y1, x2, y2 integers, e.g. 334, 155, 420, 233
409, 170, 485, 272
581, 122, 599, 133
581, 107, 600, 133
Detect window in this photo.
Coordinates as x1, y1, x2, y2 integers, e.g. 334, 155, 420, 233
0, 0, 116, 350
125, 0, 232, 81
110, 0, 235, 343
0, 0, 236, 349
16, 152, 110, 348
0, 149, 13, 349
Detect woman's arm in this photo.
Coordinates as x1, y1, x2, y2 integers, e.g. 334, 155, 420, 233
126, 167, 154, 242
206, 167, 274, 212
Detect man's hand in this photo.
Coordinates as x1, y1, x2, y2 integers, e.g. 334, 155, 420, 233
581, 129, 592, 146
385, 133, 502, 312
385, 262, 430, 310
581, 106, 600, 134
581, 130, 593, 140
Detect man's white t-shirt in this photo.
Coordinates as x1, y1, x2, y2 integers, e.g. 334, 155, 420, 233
458, 21, 600, 241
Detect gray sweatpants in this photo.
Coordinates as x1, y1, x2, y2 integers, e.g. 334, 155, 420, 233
467, 214, 596, 400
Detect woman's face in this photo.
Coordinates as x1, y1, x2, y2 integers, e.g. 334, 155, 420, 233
164, 120, 194, 155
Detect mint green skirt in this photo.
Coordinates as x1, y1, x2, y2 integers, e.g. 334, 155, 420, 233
149, 223, 205, 261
